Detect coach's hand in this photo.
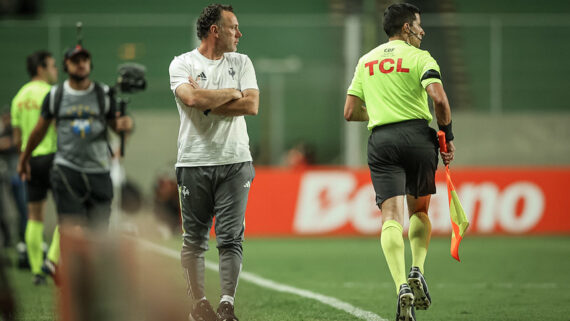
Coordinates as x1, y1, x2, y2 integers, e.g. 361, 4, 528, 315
440, 141, 455, 166
188, 76, 200, 89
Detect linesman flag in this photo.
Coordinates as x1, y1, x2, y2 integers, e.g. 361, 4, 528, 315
437, 131, 469, 262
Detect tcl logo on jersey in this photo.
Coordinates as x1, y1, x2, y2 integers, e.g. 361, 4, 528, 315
365, 58, 410, 75
17, 99, 41, 111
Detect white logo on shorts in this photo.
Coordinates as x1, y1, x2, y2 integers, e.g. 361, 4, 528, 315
181, 186, 190, 198
243, 181, 251, 188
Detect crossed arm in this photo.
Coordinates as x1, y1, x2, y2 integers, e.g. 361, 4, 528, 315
175, 76, 259, 116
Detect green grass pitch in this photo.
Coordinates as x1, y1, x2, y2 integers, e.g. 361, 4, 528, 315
5, 236, 570, 320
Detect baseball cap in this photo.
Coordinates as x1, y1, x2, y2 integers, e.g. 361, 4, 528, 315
64, 45, 91, 60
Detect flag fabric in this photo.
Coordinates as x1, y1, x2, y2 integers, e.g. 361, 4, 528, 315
438, 131, 469, 261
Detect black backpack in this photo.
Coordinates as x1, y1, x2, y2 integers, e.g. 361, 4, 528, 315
52, 82, 107, 123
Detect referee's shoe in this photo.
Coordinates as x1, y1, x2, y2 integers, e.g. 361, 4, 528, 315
396, 283, 415, 321
407, 266, 431, 310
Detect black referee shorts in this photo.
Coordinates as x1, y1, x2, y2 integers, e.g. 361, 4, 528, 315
28, 153, 55, 202
367, 119, 439, 207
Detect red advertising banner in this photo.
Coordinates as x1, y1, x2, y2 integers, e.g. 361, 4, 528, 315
243, 167, 570, 236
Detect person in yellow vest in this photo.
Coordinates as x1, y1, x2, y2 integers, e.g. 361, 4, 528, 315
11, 50, 60, 285
344, 4, 456, 321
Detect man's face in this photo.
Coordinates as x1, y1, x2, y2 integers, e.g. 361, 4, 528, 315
65, 54, 91, 81
407, 13, 425, 48
40, 56, 58, 85
217, 10, 242, 52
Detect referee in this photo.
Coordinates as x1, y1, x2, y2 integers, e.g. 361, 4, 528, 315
343, 4, 455, 321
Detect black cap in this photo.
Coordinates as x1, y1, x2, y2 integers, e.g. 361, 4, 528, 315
64, 45, 91, 60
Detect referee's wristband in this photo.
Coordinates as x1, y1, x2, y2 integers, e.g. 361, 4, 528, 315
438, 121, 454, 142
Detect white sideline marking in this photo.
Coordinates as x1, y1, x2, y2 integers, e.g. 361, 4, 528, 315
137, 239, 388, 321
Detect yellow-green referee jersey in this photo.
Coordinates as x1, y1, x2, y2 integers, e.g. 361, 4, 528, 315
11, 80, 57, 157
348, 39, 442, 130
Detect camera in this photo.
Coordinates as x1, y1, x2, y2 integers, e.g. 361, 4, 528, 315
116, 63, 147, 94
111, 63, 147, 157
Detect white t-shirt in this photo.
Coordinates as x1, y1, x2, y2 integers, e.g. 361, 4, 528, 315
169, 49, 259, 167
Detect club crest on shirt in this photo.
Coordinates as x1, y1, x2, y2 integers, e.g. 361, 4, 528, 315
228, 67, 235, 80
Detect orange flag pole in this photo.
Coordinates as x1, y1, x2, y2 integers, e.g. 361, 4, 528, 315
437, 131, 469, 261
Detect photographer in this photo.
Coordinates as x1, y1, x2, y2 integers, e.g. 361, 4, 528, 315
17, 45, 133, 230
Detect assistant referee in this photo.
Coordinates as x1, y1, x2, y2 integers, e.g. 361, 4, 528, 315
11, 50, 59, 285
343, 3, 455, 321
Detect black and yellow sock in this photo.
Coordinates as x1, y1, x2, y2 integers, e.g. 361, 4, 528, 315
25, 220, 44, 275
381, 220, 406, 294
408, 212, 431, 274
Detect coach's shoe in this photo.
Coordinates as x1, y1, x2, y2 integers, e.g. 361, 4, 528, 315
32, 274, 47, 286
217, 301, 239, 321
396, 284, 415, 321
189, 299, 217, 321
407, 266, 431, 310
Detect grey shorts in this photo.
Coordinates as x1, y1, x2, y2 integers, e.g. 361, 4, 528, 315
176, 162, 255, 251
367, 119, 438, 207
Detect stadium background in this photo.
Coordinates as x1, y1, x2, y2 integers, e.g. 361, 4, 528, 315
1, 0, 570, 320
2, 0, 569, 175
2, 0, 569, 232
